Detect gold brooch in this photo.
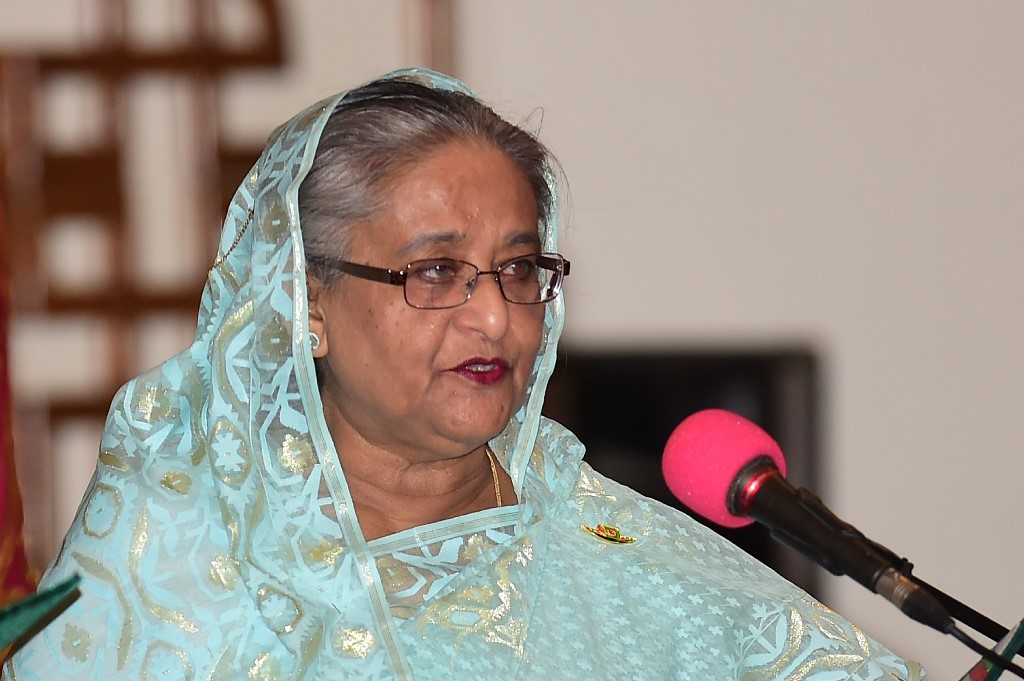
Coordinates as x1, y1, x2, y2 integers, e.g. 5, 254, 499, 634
581, 523, 636, 544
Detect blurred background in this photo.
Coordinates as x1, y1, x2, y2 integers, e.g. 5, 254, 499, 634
1, 1, 1022, 675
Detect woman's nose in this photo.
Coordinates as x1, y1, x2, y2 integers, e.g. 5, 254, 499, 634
454, 273, 510, 340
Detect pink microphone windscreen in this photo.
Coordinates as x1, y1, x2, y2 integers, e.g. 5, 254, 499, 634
661, 409, 787, 528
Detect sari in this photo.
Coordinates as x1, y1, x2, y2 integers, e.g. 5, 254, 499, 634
5, 69, 922, 680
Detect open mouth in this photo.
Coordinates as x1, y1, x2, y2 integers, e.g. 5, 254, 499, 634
451, 358, 510, 385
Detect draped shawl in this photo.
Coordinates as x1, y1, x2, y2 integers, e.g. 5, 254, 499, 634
6, 69, 921, 681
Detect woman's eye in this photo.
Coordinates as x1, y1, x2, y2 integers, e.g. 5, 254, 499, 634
412, 261, 460, 282
502, 258, 537, 280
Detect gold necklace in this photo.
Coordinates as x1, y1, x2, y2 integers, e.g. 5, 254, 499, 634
485, 447, 502, 507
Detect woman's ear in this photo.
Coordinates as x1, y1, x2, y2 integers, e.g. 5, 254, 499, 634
306, 277, 330, 358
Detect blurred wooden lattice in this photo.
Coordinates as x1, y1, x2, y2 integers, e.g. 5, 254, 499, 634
1, 0, 456, 574
0, 0, 286, 570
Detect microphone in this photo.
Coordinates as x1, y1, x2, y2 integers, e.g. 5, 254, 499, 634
661, 408, 953, 634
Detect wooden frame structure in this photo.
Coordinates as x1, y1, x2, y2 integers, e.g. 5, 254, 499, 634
1, 0, 455, 571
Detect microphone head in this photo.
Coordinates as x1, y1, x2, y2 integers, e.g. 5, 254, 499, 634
661, 408, 787, 528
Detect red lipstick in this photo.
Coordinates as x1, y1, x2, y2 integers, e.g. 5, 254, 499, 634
450, 357, 510, 385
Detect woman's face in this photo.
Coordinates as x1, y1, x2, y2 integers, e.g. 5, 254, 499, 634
309, 140, 546, 461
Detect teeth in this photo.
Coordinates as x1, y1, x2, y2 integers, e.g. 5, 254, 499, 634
467, 363, 495, 372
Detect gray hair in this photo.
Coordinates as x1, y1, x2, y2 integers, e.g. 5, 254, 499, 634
298, 76, 554, 283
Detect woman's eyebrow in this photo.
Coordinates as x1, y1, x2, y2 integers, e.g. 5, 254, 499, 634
507, 231, 542, 248
396, 231, 465, 259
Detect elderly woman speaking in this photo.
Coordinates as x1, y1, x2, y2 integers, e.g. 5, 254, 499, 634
7, 70, 920, 680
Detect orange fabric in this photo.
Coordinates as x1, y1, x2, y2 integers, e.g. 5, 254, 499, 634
0, 182, 36, 607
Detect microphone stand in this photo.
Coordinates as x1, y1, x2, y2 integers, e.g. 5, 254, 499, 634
866, 539, 1012, 645
769, 485, 1024, 677
833, 533, 1024, 679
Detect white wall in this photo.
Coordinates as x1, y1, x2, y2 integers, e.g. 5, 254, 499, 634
456, 1, 1024, 675
4, 1, 1023, 676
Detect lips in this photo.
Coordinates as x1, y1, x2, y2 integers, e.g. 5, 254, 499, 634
450, 357, 511, 385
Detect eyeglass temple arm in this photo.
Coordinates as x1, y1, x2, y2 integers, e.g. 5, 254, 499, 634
339, 261, 406, 285
537, 254, 570, 276
308, 255, 406, 286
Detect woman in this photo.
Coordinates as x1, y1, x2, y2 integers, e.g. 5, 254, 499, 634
6, 69, 921, 680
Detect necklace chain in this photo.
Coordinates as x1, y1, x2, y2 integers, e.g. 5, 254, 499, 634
485, 447, 502, 507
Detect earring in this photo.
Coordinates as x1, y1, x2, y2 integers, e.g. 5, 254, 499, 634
309, 332, 321, 352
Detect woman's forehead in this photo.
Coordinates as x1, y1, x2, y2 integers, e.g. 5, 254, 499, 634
343, 143, 541, 259
388, 230, 542, 259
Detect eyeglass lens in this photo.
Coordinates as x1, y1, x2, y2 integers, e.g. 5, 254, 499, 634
403, 254, 564, 309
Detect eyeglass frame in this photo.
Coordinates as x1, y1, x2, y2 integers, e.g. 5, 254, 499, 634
306, 251, 571, 310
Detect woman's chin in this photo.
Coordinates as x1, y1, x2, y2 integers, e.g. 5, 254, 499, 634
438, 407, 515, 448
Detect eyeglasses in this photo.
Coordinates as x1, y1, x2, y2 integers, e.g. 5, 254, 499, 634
308, 252, 570, 310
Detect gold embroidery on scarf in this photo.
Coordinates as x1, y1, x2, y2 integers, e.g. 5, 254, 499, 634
134, 385, 174, 423
376, 530, 507, 618
390, 604, 416, 619
758, 600, 871, 680
248, 652, 279, 680
279, 434, 315, 476
256, 586, 303, 634
300, 539, 342, 569
853, 625, 872, 651
789, 654, 866, 681
160, 472, 192, 495
82, 483, 122, 539
813, 612, 855, 643
529, 444, 545, 477
206, 649, 232, 679
98, 450, 130, 472
61, 623, 92, 662
418, 540, 533, 656
142, 641, 194, 681
576, 469, 616, 501
213, 299, 253, 361
130, 509, 198, 634
210, 420, 252, 488
297, 624, 325, 677
459, 533, 489, 562
331, 627, 376, 658
218, 500, 241, 555
72, 551, 134, 669
208, 553, 239, 591
806, 598, 873, 653
806, 598, 872, 655
376, 554, 416, 595
515, 542, 534, 565
207, 298, 254, 488
213, 256, 242, 289
245, 488, 268, 566
181, 371, 206, 466
257, 313, 290, 361
741, 606, 806, 681
259, 200, 289, 242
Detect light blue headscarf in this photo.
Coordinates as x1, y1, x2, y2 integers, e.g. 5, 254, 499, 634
7, 69, 921, 680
